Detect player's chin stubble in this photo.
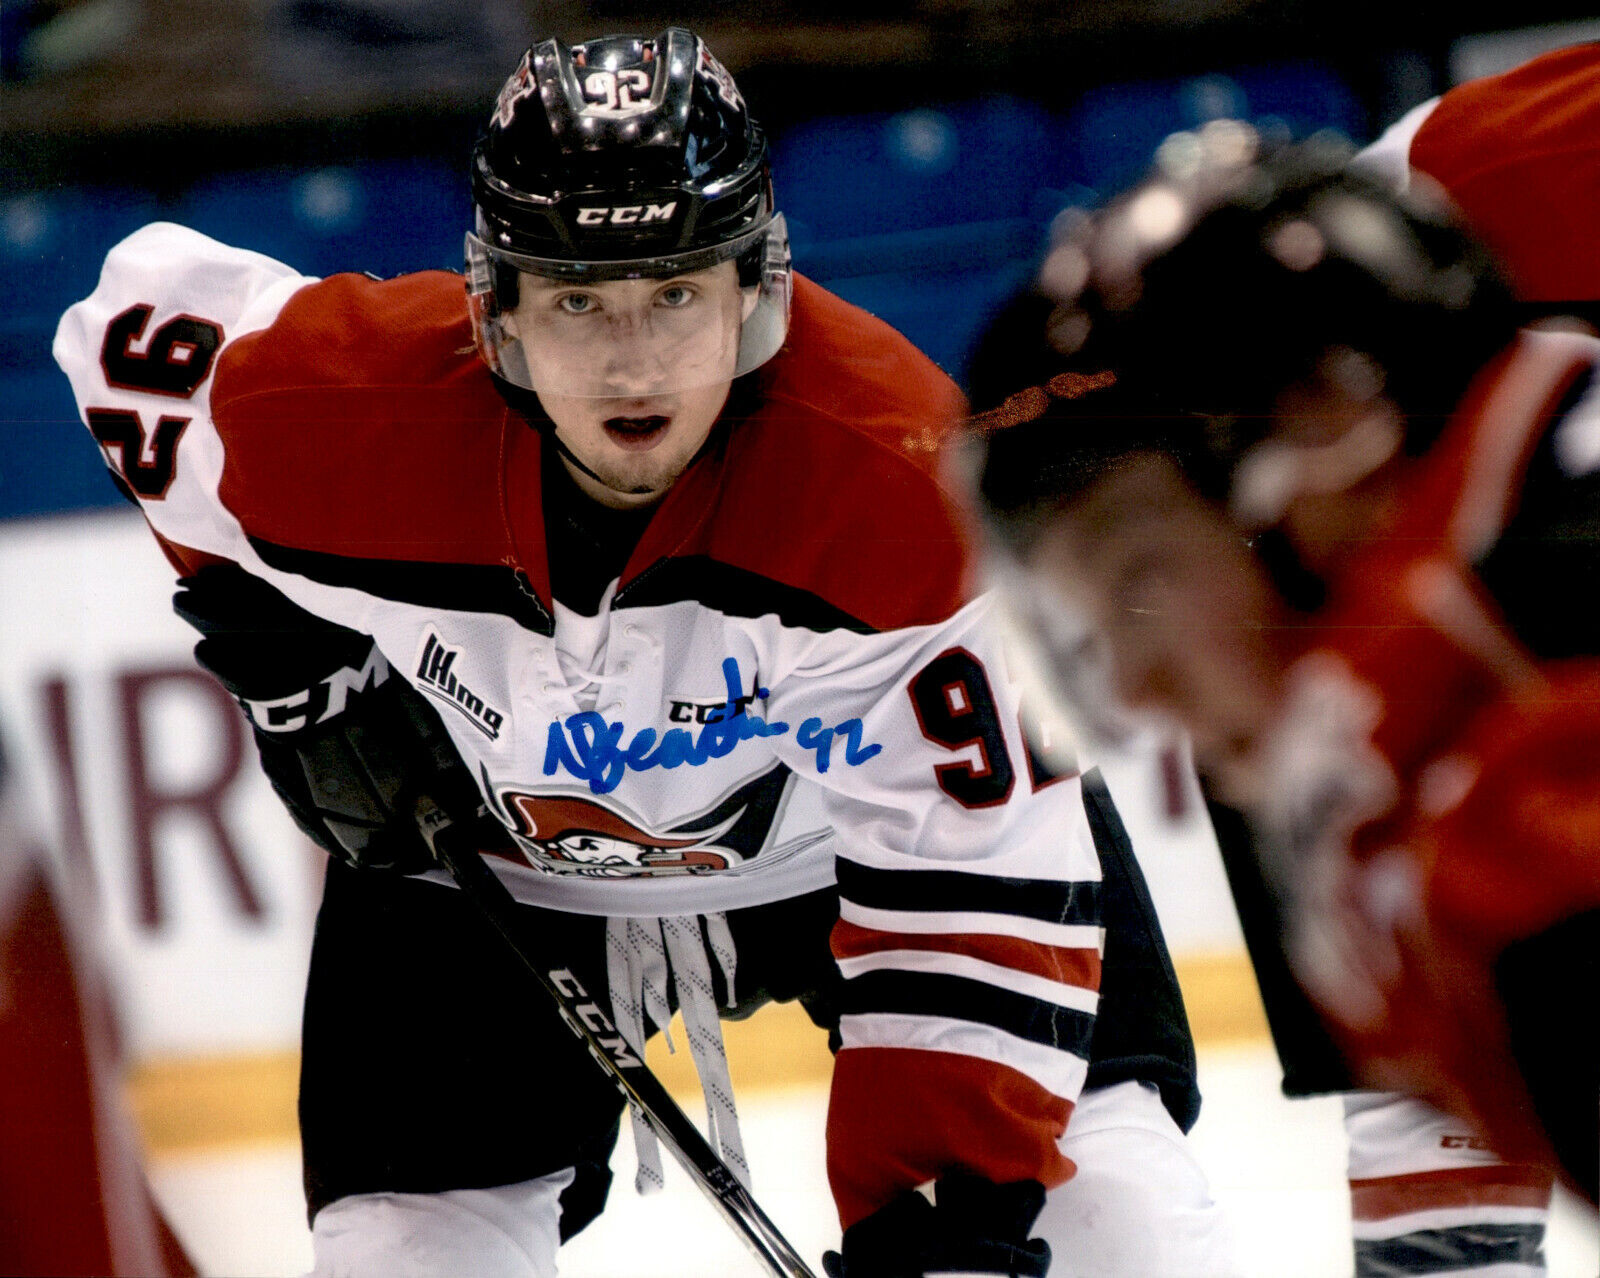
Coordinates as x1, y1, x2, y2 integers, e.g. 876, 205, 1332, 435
593, 448, 688, 503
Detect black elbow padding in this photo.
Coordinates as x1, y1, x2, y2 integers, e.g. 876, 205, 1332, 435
1493, 908, 1600, 1203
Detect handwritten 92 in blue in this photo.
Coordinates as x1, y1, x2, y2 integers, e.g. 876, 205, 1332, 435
544, 658, 882, 795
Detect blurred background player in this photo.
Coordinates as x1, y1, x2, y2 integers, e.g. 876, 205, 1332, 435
54, 27, 1236, 1278
962, 86, 1599, 1260
964, 52, 1600, 1275
0, 728, 195, 1276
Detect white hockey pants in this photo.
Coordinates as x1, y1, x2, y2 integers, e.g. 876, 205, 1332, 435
305, 1076, 1236, 1278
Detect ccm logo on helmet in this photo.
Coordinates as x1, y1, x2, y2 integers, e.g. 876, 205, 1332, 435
576, 203, 678, 226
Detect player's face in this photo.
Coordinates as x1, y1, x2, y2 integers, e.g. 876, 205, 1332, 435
506, 262, 751, 508
1022, 452, 1289, 801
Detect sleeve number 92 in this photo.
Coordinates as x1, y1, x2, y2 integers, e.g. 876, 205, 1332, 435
908, 647, 1070, 809
86, 304, 223, 500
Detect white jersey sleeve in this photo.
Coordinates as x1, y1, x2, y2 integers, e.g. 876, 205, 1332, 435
758, 594, 1101, 1222
52, 222, 313, 566
1350, 96, 1441, 196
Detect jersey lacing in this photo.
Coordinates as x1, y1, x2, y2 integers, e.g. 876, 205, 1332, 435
542, 660, 632, 690
544, 592, 652, 711
546, 599, 745, 1190
603, 913, 749, 1194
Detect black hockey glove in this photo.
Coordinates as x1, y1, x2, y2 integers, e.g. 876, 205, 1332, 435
175, 564, 492, 874
823, 1174, 1051, 1278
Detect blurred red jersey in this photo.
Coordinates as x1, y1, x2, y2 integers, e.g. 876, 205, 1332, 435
0, 776, 195, 1275
1269, 326, 1600, 1198
1359, 42, 1600, 305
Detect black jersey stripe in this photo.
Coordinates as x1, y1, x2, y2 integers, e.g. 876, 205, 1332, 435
248, 536, 554, 635
840, 969, 1095, 1057
1354, 1225, 1545, 1276
614, 556, 874, 634
835, 857, 1100, 927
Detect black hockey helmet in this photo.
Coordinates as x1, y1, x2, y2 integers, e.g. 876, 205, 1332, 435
952, 288, 1203, 752
466, 28, 791, 396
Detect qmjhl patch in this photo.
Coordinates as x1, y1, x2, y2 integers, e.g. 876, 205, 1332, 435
415, 630, 505, 740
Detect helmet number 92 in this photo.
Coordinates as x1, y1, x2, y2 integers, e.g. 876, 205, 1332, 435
582, 69, 652, 117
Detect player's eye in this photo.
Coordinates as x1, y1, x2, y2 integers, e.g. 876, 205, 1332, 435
557, 293, 597, 315
657, 283, 695, 308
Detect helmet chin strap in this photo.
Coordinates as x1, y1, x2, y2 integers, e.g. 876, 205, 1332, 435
491, 373, 614, 487
492, 368, 747, 503
545, 422, 613, 488
547, 429, 666, 500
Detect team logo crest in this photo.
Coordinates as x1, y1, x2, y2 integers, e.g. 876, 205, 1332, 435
697, 41, 742, 109
504, 793, 743, 876
495, 765, 794, 878
492, 50, 536, 129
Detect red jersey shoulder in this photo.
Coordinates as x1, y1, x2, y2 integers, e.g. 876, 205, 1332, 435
213, 269, 481, 403
1302, 334, 1598, 782
1410, 44, 1600, 302
762, 274, 968, 466
1373, 331, 1598, 554
210, 270, 514, 565
691, 277, 973, 632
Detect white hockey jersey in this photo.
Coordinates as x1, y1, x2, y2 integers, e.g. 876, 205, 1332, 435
55, 223, 1106, 1225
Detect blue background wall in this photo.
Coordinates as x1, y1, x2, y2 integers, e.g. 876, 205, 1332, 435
2, 61, 1362, 520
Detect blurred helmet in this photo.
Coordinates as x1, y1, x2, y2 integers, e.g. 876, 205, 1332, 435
466, 28, 791, 397
959, 125, 1518, 751
1043, 122, 1517, 479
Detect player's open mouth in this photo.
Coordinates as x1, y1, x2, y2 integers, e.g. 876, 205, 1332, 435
603, 415, 672, 451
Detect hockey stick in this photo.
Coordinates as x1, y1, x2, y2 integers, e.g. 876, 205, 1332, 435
415, 796, 819, 1278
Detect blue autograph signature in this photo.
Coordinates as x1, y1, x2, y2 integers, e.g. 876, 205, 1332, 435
543, 657, 882, 795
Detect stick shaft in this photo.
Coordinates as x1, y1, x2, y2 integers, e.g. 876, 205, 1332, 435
417, 801, 818, 1278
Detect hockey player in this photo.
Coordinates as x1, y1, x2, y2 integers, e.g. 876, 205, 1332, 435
963, 125, 1600, 1228
965, 49, 1600, 1262
966, 292, 1562, 1278
1314, 44, 1600, 1270
54, 29, 1233, 1278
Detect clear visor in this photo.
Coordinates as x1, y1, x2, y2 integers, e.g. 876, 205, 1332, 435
466, 215, 791, 398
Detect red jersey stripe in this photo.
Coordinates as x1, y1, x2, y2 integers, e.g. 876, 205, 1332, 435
831, 917, 1101, 990
1350, 1164, 1555, 1221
